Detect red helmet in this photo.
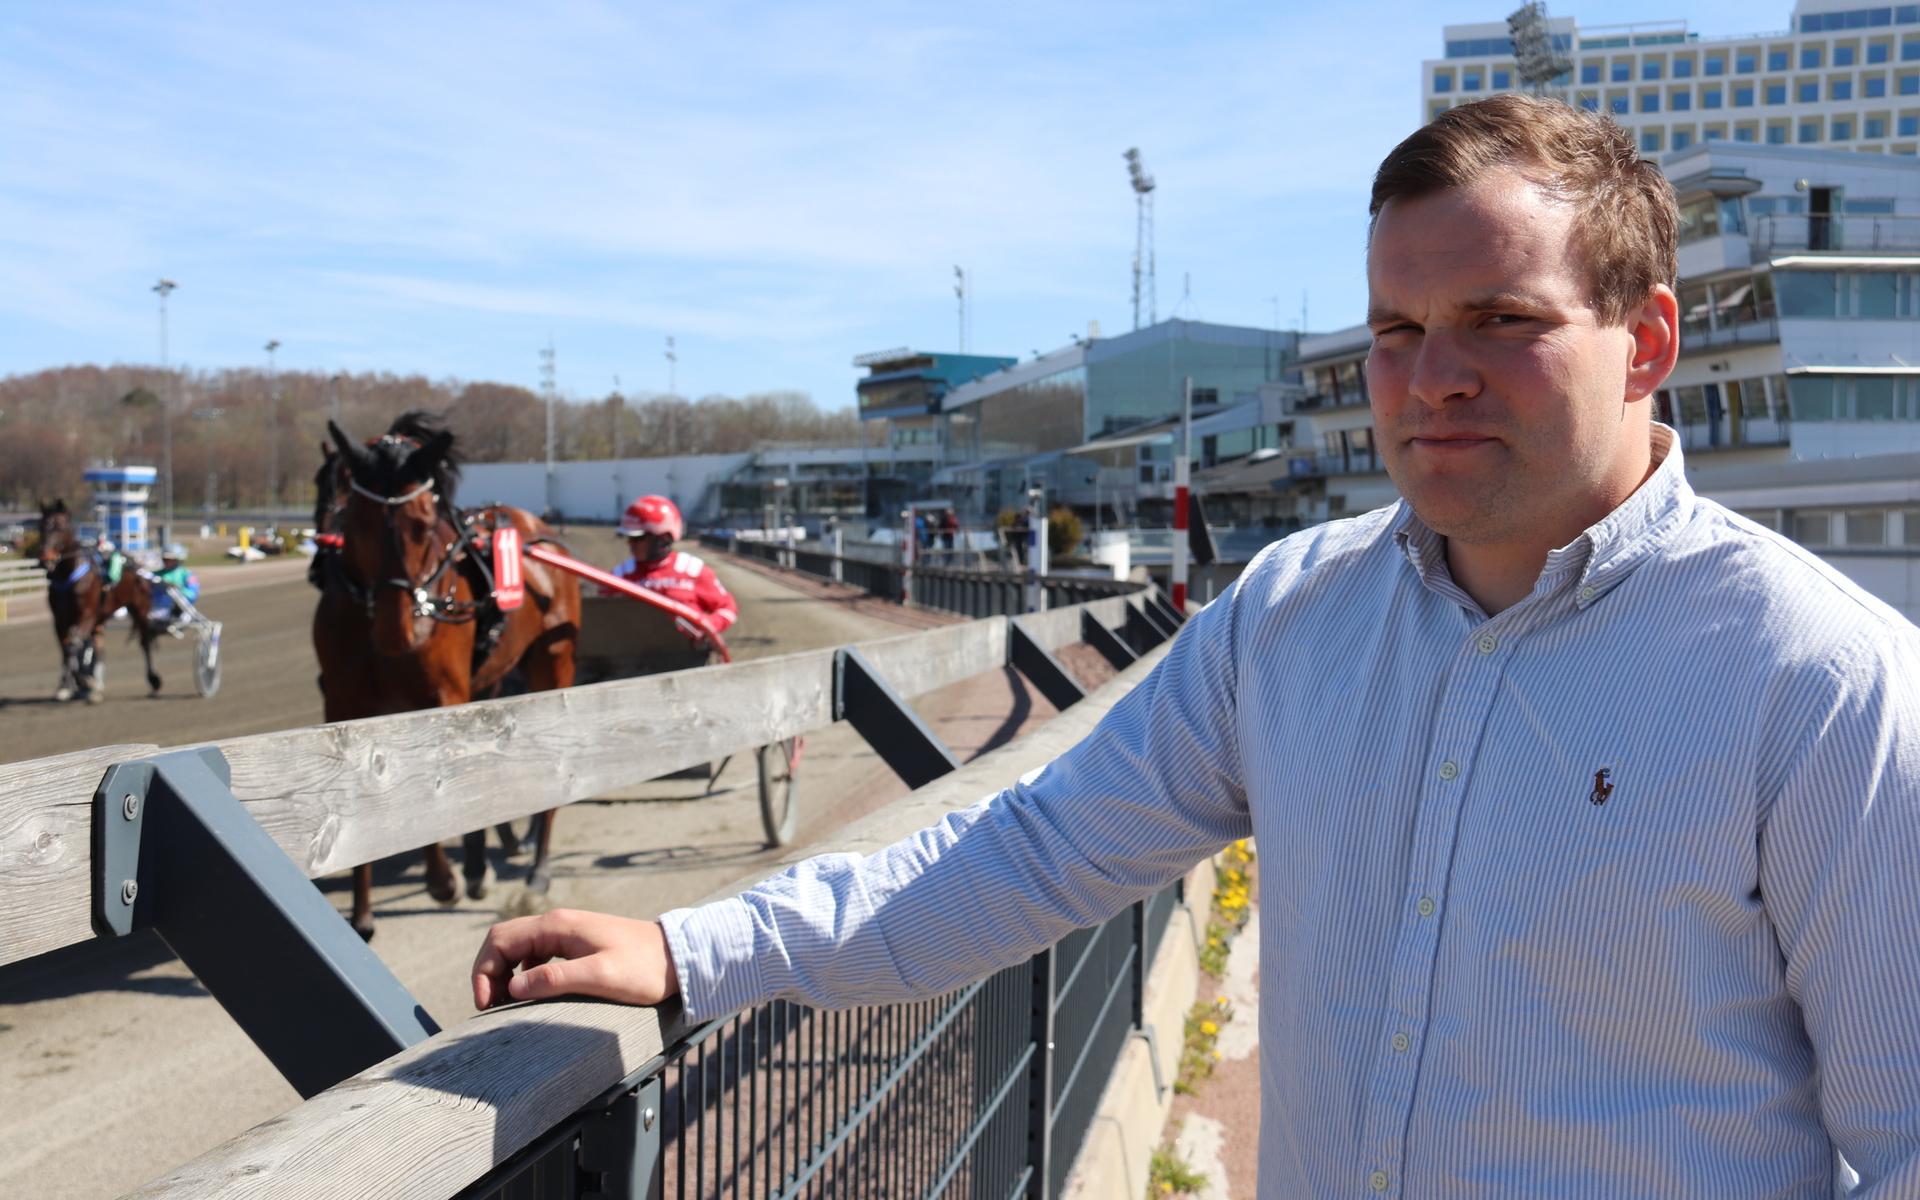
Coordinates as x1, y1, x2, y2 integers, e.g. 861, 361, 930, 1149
619, 495, 683, 540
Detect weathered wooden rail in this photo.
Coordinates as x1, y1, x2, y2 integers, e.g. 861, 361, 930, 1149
0, 589, 1187, 1197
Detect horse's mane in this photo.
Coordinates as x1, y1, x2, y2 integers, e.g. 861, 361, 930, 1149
358, 410, 462, 508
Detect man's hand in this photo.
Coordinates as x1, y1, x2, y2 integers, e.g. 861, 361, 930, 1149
471, 909, 681, 1011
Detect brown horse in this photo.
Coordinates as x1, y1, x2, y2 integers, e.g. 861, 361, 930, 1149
314, 412, 581, 939
36, 499, 108, 703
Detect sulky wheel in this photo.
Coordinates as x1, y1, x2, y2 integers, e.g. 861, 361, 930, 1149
756, 736, 801, 847
193, 622, 223, 697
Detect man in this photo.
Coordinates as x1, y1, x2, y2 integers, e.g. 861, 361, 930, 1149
603, 495, 737, 640
146, 544, 199, 632
475, 97, 1920, 1196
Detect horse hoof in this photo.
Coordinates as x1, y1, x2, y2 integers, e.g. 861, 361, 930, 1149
527, 868, 552, 896
465, 863, 496, 902
354, 921, 376, 942
53, 687, 73, 702
428, 879, 459, 906
85, 689, 106, 706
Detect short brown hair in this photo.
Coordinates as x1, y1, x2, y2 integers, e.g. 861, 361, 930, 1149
1370, 94, 1678, 326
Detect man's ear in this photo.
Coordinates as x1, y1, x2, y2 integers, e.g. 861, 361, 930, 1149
1625, 284, 1681, 405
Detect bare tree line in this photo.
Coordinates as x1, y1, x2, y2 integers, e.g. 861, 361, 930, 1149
0, 365, 873, 511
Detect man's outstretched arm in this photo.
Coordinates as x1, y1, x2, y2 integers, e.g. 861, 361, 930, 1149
472, 909, 680, 1010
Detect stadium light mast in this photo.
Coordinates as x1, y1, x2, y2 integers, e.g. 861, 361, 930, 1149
540, 339, 557, 516
264, 339, 281, 508
953, 265, 968, 352
153, 278, 178, 541
1508, 1, 1572, 93
1124, 148, 1157, 330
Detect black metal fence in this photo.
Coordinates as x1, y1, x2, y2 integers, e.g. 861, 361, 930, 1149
706, 536, 1143, 620
463, 882, 1181, 1200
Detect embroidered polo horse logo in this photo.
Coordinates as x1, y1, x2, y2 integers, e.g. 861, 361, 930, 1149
1590, 768, 1615, 807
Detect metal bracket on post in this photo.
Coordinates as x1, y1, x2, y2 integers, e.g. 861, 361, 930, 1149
1009, 621, 1088, 712
1080, 609, 1137, 671
1135, 596, 1178, 642
1130, 1024, 1169, 1102
578, 1076, 664, 1200
1124, 603, 1166, 654
833, 647, 963, 788
92, 747, 438, 1099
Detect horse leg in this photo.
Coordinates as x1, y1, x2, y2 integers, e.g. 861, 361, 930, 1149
352, 864, 376, 941
462, 829, 494, 900
79, 636, 105, 704
53, 638, 76, 702
133, 608, 162, 695
424, 842, 459, 905
495, 821, 526, 859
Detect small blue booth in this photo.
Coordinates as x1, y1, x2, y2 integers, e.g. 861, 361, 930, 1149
84, 464, 159, 552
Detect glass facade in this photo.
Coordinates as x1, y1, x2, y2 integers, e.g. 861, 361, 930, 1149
967, 366, 1087, 460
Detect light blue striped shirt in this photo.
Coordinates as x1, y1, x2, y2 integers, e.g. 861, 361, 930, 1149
663, 426, 1920, 1197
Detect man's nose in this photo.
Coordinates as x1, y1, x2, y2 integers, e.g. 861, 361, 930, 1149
1406, 328, 1481, 410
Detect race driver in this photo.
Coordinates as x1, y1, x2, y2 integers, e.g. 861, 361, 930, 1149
605, 495, 738, 641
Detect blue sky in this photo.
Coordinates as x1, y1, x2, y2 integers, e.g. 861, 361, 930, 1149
2, 0, 1769, 412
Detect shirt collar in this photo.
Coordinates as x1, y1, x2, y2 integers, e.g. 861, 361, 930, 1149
1392, 423, 1693, 610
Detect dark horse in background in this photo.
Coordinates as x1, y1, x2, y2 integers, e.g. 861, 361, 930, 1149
313, 411, 581, 939
36, 499, 107, 703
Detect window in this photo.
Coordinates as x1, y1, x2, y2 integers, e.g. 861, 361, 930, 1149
1834, 117, 1855, 139
1671, 90, 1692, 110
1736, 124, 1758, 141
1492, 69, 1511, 89
1612, 95, 1630, 114
1800, 80, 1822, 101
1857, 271, 1900, 316
1675, 57, 1696, 78
1434, 71, 1454, 92
1705, 126, 1727, 140
1641, 92, 1661, 112
1802, 46, 1825, 68
1769, 49, 1790, 70
1869, 75, 1889, 95
1768, 82, 1789, 103
1768, 123, 1790, 143
1672, 128, 1694, 150
1801, 119, 1823, 141
1738, 51, 1758, 72
1612, 62, 1631, 82
1643, 60, 1663, 80
1833, 78, 1855, 99
1903, 114, 1920, 134
1904, 509, 1920, 547
1580, 93, 1600, 111
1582, 62, 1601, 83
1903, 73, 1920, 92
1735, 85, 1756, 105
1641, 130, 1663, 152
1703, 86, 1724, 108
1791, 512, 1831, 546
1871, 41, 1892, 62
1869, 115, 1890, 136
1847, 511, 1889, 545
1906, 39, 1920, 59
1836, 44, 1858, 65
1463, 71, 1482, 90
1706, 56, 1727, 75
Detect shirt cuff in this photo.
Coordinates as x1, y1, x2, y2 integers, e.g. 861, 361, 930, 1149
659, 898, 773, 1021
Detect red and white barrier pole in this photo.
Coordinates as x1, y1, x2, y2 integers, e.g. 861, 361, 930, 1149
1171, 375, 1191, 614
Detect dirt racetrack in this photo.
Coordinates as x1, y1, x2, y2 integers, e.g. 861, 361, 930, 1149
0, 544, 1111, 1198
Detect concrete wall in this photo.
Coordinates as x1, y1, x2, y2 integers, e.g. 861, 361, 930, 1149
460, 454, 752, 524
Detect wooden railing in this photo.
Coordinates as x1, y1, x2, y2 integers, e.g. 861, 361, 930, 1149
0, 592, 1183, 1197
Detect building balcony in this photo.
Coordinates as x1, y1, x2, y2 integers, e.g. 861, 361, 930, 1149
1678, 315, 1779, 354
1750, 214, 1920, 257
1677, 232, 1752, 280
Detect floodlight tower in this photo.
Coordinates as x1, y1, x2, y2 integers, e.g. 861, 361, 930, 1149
540, 340, 557, 515
1508, 2, 1572, 93
953, 265, 968, 352
264, 339, 281, 507
152, 278, 178, 541
1124, 148, 1157, 330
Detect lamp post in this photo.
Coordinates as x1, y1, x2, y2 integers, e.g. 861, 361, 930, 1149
264, 339, 281, 509
153, 278, 178, 543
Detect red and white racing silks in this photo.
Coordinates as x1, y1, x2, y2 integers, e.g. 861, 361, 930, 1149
602, 550, 738, 633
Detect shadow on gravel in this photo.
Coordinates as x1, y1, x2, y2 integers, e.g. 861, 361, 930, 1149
0, 931, 206, 1005
592, 841, 768, 874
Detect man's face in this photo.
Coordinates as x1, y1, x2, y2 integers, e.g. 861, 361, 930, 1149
629, 532, 673, 561
1365, 168, 1667, 550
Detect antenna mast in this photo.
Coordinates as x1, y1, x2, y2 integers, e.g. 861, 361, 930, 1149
953, 265, 968, 352
1124, 148, 1157, 330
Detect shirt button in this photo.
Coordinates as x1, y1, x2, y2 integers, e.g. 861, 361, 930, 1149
1438, 760, 1459, 781
1417, 897, 1436, 917
1476, 634, 1498, 654
1392, 1032, 1411, 1053
1579, 585, 1597, 602
1370, 1170, 1391, 1192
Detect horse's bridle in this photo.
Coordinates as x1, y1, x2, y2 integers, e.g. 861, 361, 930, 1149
339, 444, 485, 624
